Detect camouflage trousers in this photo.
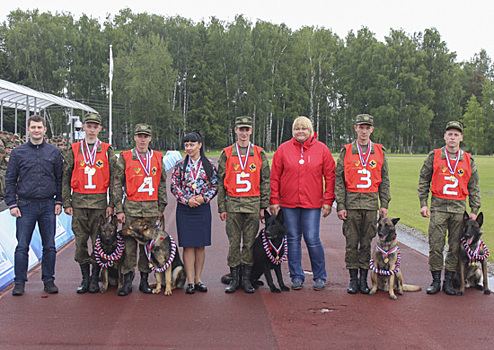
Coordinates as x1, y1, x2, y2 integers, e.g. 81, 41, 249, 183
343, 209, 378, 270
121, 215, 158, 275
72, 208, 106, 265
428, 211, 463, 272
226, 212, 260, 267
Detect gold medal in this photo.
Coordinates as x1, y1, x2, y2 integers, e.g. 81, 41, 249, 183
89, 167, 96, 176
192, 183, 197, 190
84, 166, 91, 174
241, 171, 246, 177
149, 263, 154, 268
299, 159, 304, 164
384, 258, 389, 264
276, 256, 279, 260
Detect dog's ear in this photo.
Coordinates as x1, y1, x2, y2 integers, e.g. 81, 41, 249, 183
477, 212, 483, 228
464, 211, 469, 221
111, 215, 118, 227
264, 209, 271, 220
99, 216, 106, 226
378, 213, 384, 221
276, 208, 284, 223
391, 218, 400, 226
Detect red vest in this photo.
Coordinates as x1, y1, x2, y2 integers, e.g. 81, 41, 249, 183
223, 144, 263, 197
343, 142, 384, 193
122, 149, 163, 201
431, 148, 471, 200
71, 141, 111, 194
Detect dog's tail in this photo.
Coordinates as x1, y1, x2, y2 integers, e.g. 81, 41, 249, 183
173, 267, 186, 289
403, 284, 422, 292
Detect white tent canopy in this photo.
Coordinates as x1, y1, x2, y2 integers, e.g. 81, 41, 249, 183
0, 79, 98, 113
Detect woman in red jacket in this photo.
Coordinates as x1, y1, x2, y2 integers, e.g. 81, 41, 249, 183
269, 116, 335, 291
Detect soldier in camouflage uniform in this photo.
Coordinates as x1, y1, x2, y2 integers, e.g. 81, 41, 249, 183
418, 121, 481, 295
62, 113, 117, 294
113, 124, 167, 296
335, 114, 391, 294
217, 116, 271, 294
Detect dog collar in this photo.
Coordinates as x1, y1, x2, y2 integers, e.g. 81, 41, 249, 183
461, 237, 490, 262
94, 234, 125, 268
144, 235, 177, 273
261, 228, 287, 265
369, 246, 401, 276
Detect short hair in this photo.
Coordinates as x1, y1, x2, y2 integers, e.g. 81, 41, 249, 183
27, 115, 46, 127
292, 116, 314, 137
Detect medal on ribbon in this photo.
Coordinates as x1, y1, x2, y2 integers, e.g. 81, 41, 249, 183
189, 157, 202, 192
81, 139, 100, 175
236, 142, 251, 177
445, 148, 460, 182
357, 140, 372, 169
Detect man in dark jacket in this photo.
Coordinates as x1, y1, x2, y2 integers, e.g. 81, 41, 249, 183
5, 115, 63, 296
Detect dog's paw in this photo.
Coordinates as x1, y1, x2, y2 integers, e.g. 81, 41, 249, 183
281, 286, 290, 292
270, 287, 281, 293
164, 289, 172, 296
100, 287, 108, 293
369, 290, 377, 295
152, 288, 161, 294
457, 291, 465, 296
484, 289, 491, 295
397, 290, 403, 295
389, 294, 397, 300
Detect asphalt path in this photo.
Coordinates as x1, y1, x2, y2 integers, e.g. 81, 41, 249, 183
1, 176, 493, 349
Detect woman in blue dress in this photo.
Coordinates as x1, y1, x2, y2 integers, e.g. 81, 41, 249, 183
171, 131, 218, 294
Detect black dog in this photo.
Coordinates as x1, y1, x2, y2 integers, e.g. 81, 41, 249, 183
454, 212, 490, 296
251, 210, 290, 293
220, 210, 290, 293
95, 216, 124, 293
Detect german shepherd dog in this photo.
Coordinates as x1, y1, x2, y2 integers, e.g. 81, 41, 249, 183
121, 218, 186, 295
369, 216, 421, 300
95, 216, 124, 293
251, 209, 290, 293
221, 210, 290, 293
454, 212, 490, 296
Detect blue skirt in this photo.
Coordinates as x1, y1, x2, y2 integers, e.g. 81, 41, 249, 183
176, 202, 212, 247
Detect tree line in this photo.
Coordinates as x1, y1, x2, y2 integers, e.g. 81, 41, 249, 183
1, 8, 493, 154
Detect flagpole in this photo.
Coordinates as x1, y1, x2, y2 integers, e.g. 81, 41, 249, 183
109, 44, 113, 145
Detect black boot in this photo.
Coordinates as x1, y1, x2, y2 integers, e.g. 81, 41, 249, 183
76, 264, 90, 294
118, 272, 134, 296
442, 270, 457, 296
426, 271, 441, 294
225, 266, 240, 293
88, 264, 101, 293
139, 272, 152, 294
347, 269, 359, 294
359, 268, 370, 294
242, 265, 255, 294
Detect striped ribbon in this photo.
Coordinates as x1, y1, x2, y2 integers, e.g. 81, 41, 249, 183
461, 237, 489, 261
261, 228, 288, 265
369, 246, 401, 276
145, 235, 177, 273
94, 234, 125, 268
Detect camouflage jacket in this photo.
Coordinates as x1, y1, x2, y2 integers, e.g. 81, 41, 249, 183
217, 145, 271, 214
113, 149, 167, 217
62, 142, 117, 210
335, 141, 391, 211
417, 148, 481, 214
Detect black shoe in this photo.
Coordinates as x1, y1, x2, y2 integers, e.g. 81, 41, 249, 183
242, 265, 255, 294
225, 266, 240, 294
88, 264, 101, 293
44, 281, 59, 294
347, 269, 358, 294
442, 271, 457, 296
426, 271, 441, 295
194, 282, 208, 292
139, 272, 153, 294
12, 284, 24, 296
186, 284, 195, 294
77, 264, 90, 294
118, 272, 134, 296
359, 268, 370, 294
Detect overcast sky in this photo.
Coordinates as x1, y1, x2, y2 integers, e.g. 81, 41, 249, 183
1, 0, 492, 62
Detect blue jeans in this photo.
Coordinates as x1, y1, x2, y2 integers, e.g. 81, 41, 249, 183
281, 207, 326, 282
15, 199, 56, 284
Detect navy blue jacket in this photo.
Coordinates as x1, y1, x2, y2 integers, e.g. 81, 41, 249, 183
5, 140, 63, 209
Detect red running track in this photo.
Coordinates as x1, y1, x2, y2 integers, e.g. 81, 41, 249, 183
1, 176, 493, 349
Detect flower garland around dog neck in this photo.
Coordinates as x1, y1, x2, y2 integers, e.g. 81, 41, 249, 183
461, 237, 489, 265
369, 246, 401, 276
261, 228, 287, 265
94, 234, 125, 268
144, 235, 177, 273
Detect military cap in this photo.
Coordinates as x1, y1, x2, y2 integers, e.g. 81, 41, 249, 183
0, 146, 5, 155
445, 121, 463, 133
134, 123, 152, 136
83, 113, 102, 125
14, 140, 22, 146
235, 116, 253, 128
355, 114, 374, 126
